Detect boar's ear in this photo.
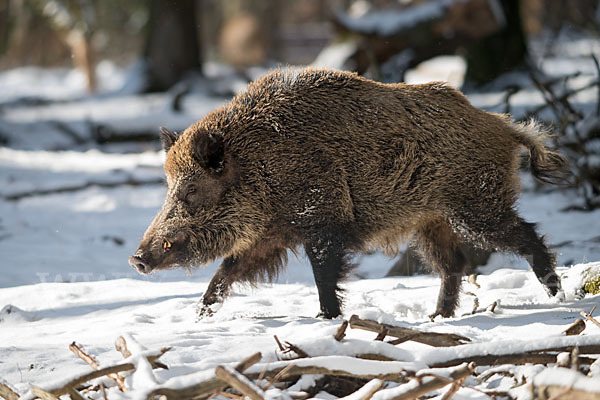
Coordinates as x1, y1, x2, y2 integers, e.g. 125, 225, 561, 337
194, 132, 225, 174
159, 127, 179, 152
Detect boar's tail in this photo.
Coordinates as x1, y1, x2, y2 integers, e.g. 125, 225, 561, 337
510, 119, 571, 186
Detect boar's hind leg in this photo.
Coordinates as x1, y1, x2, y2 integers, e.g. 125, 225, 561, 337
481, 214, 561, 297
415, 219, 469, 319
305, 230, 355, 319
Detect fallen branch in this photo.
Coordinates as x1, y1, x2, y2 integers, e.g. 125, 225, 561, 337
430, 345, 599, 368
535, 386, 600, 400
70, 342, 127, 392
47, 363, 135, 397
215, 366, 265, 400
349, 315, 470, 347
334, 320, 349, 341
115, 335, 169, 370
30, 386, 61, 400
283, 341, 309, 359
440, 375, 467, 400
534, 367, 600, 399
374, 363, 475, 400
244, 357, 413, 383
339, 379, 384, 400
580, 309, 600, 330
146, 352, 262, 400
66, 387, 87, 400
564, 319, 586, 336
115, 336, 132, 358
40, 347, 170, 397
0, 382, 19, 400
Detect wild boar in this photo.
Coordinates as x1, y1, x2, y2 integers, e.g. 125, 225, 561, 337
129, 67, 568, 319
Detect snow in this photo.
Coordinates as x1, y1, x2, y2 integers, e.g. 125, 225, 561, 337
335, 0, 460, 37
404, 55, 467, 88
534, 368, 600, 393
1, 34, 600, 400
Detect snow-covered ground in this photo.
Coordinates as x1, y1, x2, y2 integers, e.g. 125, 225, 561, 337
2, 30, 600, 399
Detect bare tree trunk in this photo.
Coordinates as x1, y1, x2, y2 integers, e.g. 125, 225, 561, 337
144, 0, 201, 92
464, 0, 528, 85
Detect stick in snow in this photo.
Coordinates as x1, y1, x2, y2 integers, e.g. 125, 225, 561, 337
535, 385, 600, 400
0, 382, 19, 400
244, 361, 410, 383
349, 315, 470, 347
114, 336, 132, 358
334, 320, 349, 341
69, 342, 127, 392
114, 335, 169, 369
30, 386, 61, 400
338, 379, 384, 400
215, 365, 265, 400
146, 352, 262, 400
563, 319, 586, 336
377, 363, 475, 400
430, 346, 599, 368
440, 375, 467, 400
580, 307, 600, 330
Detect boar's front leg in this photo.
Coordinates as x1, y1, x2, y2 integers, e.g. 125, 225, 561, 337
197, 256, 238, 319
305, 230, 355, 319
197, 236, 290, 319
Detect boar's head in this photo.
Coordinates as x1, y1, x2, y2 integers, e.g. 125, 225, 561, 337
129, 126, 257, 275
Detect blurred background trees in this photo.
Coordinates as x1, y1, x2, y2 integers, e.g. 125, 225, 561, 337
1, 0, 598, 91
1, 0, 599, 274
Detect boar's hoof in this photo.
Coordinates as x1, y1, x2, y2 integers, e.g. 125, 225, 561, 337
543, 272, 562, 298
196, 301, 224, 321
196, 305, 214, 321
429, 309, 453, 322
317, 310, 341, 319
129, 255, 152, 274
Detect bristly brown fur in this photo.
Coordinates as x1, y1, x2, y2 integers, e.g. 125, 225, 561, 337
132, 67, 567, 319
511, 119, 571, 185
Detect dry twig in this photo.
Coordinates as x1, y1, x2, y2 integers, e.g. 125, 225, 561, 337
440, 375, 467, 400
66, 387, 87, 400
535, 385, 600, 400
564, 319, 586, 336
273, 335, 285, 352
215, 365, 265, 400
0, 382, 19, 400
146, 352, 262, 400
70, 342, 127, 392
378, 363, 475, 400
115, 336, 132, 358
349, 315, 470, 347
339, 379, 384, 400
334, 320, 349, 341
114, 336, 169, 370
580, 306, 600, 329
31, 385, 62, 400
430, 346, 598, 368
244, 359, 410, 383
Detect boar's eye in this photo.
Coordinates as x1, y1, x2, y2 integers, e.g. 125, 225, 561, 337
162, 239, 172, 252
183, 185, 197, 203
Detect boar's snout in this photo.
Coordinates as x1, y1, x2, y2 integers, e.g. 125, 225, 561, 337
129, 230, 190, 275
129, 254, 152, 274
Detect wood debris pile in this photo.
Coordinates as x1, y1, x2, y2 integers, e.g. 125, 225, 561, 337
2, 313, 600, 400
